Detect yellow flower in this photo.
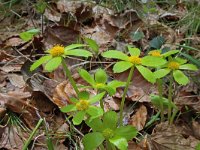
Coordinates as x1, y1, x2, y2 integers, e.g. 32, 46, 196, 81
76, 100, 89, 111
149, 50, 161, 57
168, 61, 180, 70
49, 45, 64, 57
128, 56, 142, 65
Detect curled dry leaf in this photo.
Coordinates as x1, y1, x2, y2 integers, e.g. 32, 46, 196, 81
129, 105, 147, 131
104, 96, 121, 111
148, 122, 200, 150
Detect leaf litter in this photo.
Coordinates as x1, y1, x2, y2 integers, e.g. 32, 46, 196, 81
0, 0, 199, 149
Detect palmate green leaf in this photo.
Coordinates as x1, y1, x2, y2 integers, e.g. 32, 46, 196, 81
173, 70, 189, 85
72, 111, 86, 125
141, 56, 166, 67
78, 69, 95, 86
114, 126, 137, 141
113, 61, 133, 73
85, 38, 99, 53
65, 49, 92, 58
30, 55, 52, 71
95, 69, 107, 84
89, 92, 105, 104
64, 44, 86, 51
102, 50, 129, 61
136, 65, 156, 83
109, 137, 128, 150
153, 68, 171, 79
60, 104, 76, 113
83, 132, 105, 150
102, 111, 118, 130
44, 57, 62, 72
162, 50, 179, 57
86, 118, 103, 132
86, 106, 103, 120
179, 64, 198, 71
127, 46, 140, 56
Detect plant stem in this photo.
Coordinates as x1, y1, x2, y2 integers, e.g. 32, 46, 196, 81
98, 90, 104, 112
168, 72, 173, 125
99, 144, 105, 150
157, 79, 164, 122
119, 66, 134, 127
62, 58, 79, 95
22, 118, 43, 150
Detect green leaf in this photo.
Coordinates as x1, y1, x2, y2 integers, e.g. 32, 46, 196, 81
195, 143, 200, 150
127, 46, 140, 56
162, 50, 179, 57
78, 69, 95, 86
85, 38, 99, 53
86, 106, 103, 120
150, 94, 177, 110
89, 92, 105, 104
86, 118, 103, 132
19, 29, 40, 41
60, 105, 76, 113
173, 70, 189, 85
149, 36, 165, 49
113, 61, 133, 73
114, 125, 137, 141
179, 64, 198, 71
64, 44, 86, 51
103, 86, 116, 96
44, 57, 62, 72
103, 111, 118, 130
130, 31, 144, 41
141, 56, 167, 67
69, 97, 78, 103
65, 49, 92, 58
109, 137, 128, 150
174, 57, 187, 64
136, 65, 156, 83
108, 80, 126, 89
72, 111, 86, 125
102, 50, 129, 61
30, 55, 52, 71
83, 132, 105, 150
35, 0, 47, 14
78, 91, 90, 100
153, 68, 171, 79
95, 69, 107, 84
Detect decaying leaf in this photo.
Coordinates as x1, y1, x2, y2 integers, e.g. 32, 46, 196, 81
130, 105, 147, 131
149, 122, 200, 150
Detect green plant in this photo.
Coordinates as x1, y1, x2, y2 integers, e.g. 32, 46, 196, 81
83, 111, 138, 150
60, 91, 105, 125
79, 68, 125, 110
19, 28, 40, 42
102, 46, 166, 126
30, 44, 92, 95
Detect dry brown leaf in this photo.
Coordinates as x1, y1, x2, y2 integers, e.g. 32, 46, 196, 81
104, 96, 121, 111
130, 105, 147, 131
8, 74, 25, 88
149, 122, 200, 150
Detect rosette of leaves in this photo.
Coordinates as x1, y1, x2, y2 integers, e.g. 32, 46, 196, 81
83, 111, 138, 150
60, 91, 105, 125
78, 68, 125, 96
30, 44, 92, 72
102, 46, 167, 83
153, 57, 198, 85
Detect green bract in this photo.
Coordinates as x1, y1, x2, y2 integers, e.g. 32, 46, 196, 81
30, 44, 92, 72
102, 46, 167, 83
153, 57, 198, 85
78, 69, 125, 96
83, 111, 138, 150
60, 91, 105, 125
